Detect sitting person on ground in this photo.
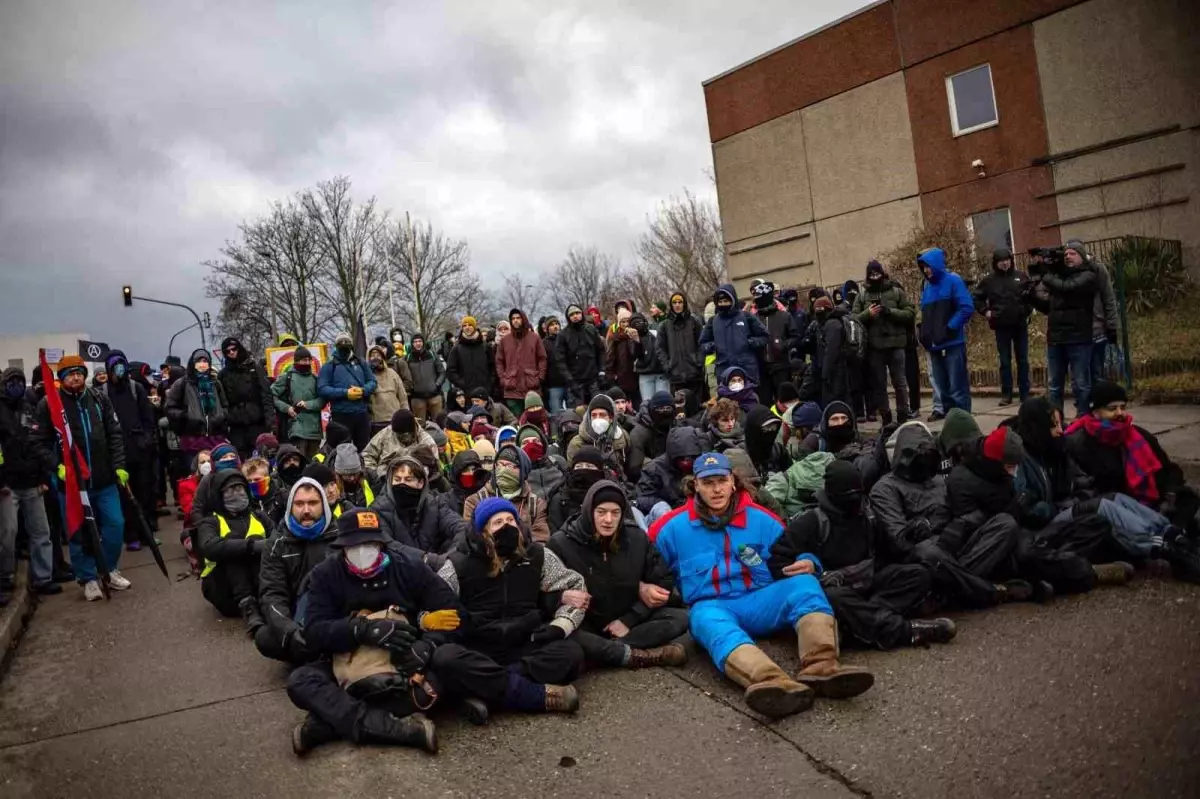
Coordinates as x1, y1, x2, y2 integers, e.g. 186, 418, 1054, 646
333, 443, 375, 508
936, 408, 981, 474
518, 391, 552, 439
256, 476, 335, 664
651, 452, 873, 719
242, 456, 283, 526
177, 449, 211, 576
742, 405, 784, 476
548, 480, 689, 669
725, 448, 785, 520
462, 443, 551, 542
187, 440, 242, 528
447, 449, 488, 516
673, 388, 705, 428
468, 408, 498, 444
603, 387, 636, 435
774, 400, 823, 469
706, 397, 747, 453
472, 438, 497, 471
547, 446, 612, 533
716, 366, 762, 415
565, 393, 628, 475
637, 425, 708, 525
370, 456, 466, 554
253, 433, 280, 468
362, 409, 438, 482
195, 468, 268, 635
469, 387, 516, 428
797, 401, 885, 488
518, 423, 566, 502
626, 391, 677, 483
770, 461, 954, 650
303, 463, 349, 519
764, 451, 835, 521
272, 444, 309, 503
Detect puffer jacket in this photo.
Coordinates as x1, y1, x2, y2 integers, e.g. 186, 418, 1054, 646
447, 332, 495, 394
317, 349, 376, 415
917, 248, 974, 352
634, 425, 705, 514
258, 477, 336, 643
369, 467, 467, 554
217, 337, 272, 429
166, 349, 229, 438
495, 310, 546, 400
1034, 263, 1097, 346
406, 344, 444, 399
699, 284, 768, 382
35, 384, 126, 492
557, 318, 605, 384
657, 297, 704, 386
868, 422, 951, 559
764, 451, 835, 521
852, 279, 916, 350
971, 253, 1030, 330
367, 346, 409, 421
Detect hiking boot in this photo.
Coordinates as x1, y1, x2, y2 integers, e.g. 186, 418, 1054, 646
1092, 562, 1134, 586
544, 684, 580, 714
998, 396, 1013, 407
795, 614, 874, 699
927, 411, 946, 422
292, 713, 339, 756
458, 698, 489, 726
239, 597, 267, 636
105, 570, 132, 591
724, 644, 813, 718
909, 618, 956, 647
628, 643, 688, 669
996, 579, 1033, 602
34, 582, 64, 596
355, 708, 437, 754
83, 580, 104, 601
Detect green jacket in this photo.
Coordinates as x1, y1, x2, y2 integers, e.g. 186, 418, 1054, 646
853, 280, 915, 350
271, 369, 325, 441
764, 451, 835, 520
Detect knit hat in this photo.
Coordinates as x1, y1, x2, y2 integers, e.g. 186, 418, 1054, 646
588, 480, 628, 513
335, 332, 352, 346
303, 463, 336, 486
333, 443, 363, 475
607, 387, 627, 403
992, 248, 1013, 265
294, 345, 312, 361
791, 401, 823, 430
1064, 239, 1087, 258
55, 354, 87, 378
461, 316, 478, 329
469, 387, 490, 402
566, 304, 583, 318
982, 427, 1025, 465
669, 292, 685, 305
391, 408, 416, 435
813, 296, 834, 312
1089, 380, 1128, 411
571, 445, 605, 470
938, 408, 982, 456
472, 439, 496, 468
866, 259, 886, 279
653, 301, 668, 316
616, 307, 632, 324
525, 391, 543, 411
647, 390, 674, 412
823, 459, 864, 497
255, 433, 279, 452
332, 508, 389, 549
210, 442, 239, 466
776, 381, 800, 405
473, 495, 519, 534
694, 451, 732, 480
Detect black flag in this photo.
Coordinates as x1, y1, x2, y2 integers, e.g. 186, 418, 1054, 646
78, 340, 112, 363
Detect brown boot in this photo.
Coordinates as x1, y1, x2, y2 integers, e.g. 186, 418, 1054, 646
627, 643, 688, 668
1092, 561, 1134, 585
724, 644, 813, 718
795, 613, 874, 699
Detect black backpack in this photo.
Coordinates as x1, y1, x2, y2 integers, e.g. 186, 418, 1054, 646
840, 316, 867, 364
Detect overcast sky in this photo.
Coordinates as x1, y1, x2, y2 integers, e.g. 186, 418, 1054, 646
0, 0, 866, 364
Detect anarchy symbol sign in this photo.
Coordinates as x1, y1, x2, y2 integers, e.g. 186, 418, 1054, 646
87, 344, 102, 359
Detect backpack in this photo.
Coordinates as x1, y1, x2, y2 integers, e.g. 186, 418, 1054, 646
840, 316, 867, 364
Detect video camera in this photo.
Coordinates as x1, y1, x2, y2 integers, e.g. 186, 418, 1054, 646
1027, 246, 1065, 275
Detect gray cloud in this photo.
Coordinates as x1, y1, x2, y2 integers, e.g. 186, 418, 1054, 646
0, 0, 865, 362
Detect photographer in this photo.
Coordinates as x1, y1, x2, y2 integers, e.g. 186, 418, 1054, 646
1028, 245, 1097, 417
972, 248, 1031, 406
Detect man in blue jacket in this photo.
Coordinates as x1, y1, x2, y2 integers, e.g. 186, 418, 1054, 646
318, 333, 377, 451
917, 248, 974, 414
650, 452, 873, 719
699, 284, 769, 387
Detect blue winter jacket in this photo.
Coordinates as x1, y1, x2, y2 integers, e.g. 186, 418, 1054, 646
317, 351, 377, 415
917, 248, 974, 352
699, 284, 769, 382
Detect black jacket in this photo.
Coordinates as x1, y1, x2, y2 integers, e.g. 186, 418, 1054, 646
406, 347, 444, 399
1064, 424, 1184, 507
635, 426, 706, 514
868, 423, 950, 559
217, 338, 272, 429
626, 405, 673, 483
944, 446, 1018, 553
100, 366, 157, 464
557, 320, 604, 384
769, 494, 877, 588
448, 538, 547, 661
258, 521, 338, 643
630, 315, 665, 375
166, 350, 229, 438
195, 471, 268, 574
0, 373, 54, 490
657, 303, 703, 385
447, 334, 495, 394
35, 385, 126, 492
542, 333, 568, 388
755, 305, 801, 367
370, 482, 466, 554
1033, 264, 1098, 346
973, 267, 1030, 329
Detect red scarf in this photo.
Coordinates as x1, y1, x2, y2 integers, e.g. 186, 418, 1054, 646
1066, 414, 1161, 503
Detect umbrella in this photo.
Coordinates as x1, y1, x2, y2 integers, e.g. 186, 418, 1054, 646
121, 485, 170, 580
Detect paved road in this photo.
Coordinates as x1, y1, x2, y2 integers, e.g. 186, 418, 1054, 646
2, 399, 1199, 799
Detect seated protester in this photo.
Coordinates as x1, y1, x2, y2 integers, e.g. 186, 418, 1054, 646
177, 449, 212, 576
725, 448, 785, 521
707, 398, 746, 453
287, 510, 475, 755
469, 387, 516, 428
770, 381, 801, 421
636, 426, 707, 523
472, 439, 497, 471
303, 463, 349, 519
273, 443, 309, 502
548, 481, 689, 669
462, 444, 551, 543
448, 450, 489, 517
411, 445, 453, 496
769, 461, 954, 650
187, 441, 242, 528
565, 393, 629, 475
1066, 380, 1198, 536
333, 443, 376, 508
651, 452, 873, 719
362, 409, 438, 481
434, 497, 586, 715
554, 408, 583, 453
936, 408, 981, 475
518, 424, 566, 502
673, 388, 705, 428
742, 405, 783, 476
256, 476, 335, 664
602, 387, 636, 434
241, 457, 283, 526
371, 456, 466, 554
764, 451, 835, 521
774, 401, 823, 470
195, 469, 268, 634
717, 366, 762, 415
468, 407, 498, 444
423, 420, 450, 472
626, 391, 677, 483
253, 432, 280, 468
518, 391, 552, 439
447, 387, 471, 415
798, 401, 885, 489
442, 411, 475, 465
312, 420, 351, 465
548, 446, 609, 532
494, 424, 519, 451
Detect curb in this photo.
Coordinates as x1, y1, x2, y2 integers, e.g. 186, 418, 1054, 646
0, 568, 35, 681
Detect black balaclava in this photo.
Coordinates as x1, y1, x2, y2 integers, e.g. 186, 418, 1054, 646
822, 460, 864, 515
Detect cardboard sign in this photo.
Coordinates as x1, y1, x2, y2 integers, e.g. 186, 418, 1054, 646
266, 343, 328, 379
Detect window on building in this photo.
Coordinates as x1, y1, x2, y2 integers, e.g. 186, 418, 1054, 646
967, 207, 1013, 254
946, 64, 998, 136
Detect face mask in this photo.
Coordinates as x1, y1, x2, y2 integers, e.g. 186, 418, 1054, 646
526, 408, 546, 423
342, 477, 361, 493
496, 468, 522, 499
4, 381, 25, 399
113, 363, 127, 379
392, 483, 422, 508
215, 458, 240, 472
344, 543, 385, 575
249, 476, 271, 499
280, 464, 302, 482
826, 424, 855, 449
674, 458, 694, 475
223, 488, 250, 514
198, 461, 212, 477
293, 363, 312, 375
458, 469, 481, 491
568, 469, 602, 490
653, 410, 674, 429
336, 344, 353, 356
828, 490, 864, 515
492, 524, 520, 557
728, 381, 745, 393
521, 439, 545, 462
370, 359, 384, 371
908, 449, 940, 482
591, 417, 610, 436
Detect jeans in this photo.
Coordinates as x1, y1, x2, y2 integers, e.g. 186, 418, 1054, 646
0, 488, 55, 586
638, 374, 670, 409
867, 347, 909, 422
1053, 494, 1169, 558
1090, 338, 1116, 384
994, 326, 1030, 401
63, 484, 125, 583
1047, 342, 1093, 417
928, 345, 970, 413
410, 395, 444, 424
925, 352, 944, 415
547, 387, 567, 413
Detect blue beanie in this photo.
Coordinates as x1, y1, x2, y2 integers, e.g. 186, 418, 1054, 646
473, 496, 520, 533
791, 401, 822, 430
210, 442, 240, 470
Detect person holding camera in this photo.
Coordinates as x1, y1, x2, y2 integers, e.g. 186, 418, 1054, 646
972, 248, 1031, 407
1029, 244, 1098, 417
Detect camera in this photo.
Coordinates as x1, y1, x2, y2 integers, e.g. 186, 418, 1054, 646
1027, 246, 1064, 275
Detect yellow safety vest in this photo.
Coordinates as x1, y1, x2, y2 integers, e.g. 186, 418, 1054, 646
332, 483, 373, 519
201, 513, 266, 578
314, 452, 326, 463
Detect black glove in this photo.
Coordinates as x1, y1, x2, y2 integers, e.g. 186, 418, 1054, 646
395, 639, 436, 676
530, 624, 566, 644
354, 617, 419, 652
247, 538, 265, 556
284, 627, 309, 657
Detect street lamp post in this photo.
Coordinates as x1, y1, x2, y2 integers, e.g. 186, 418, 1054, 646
122, 286, 208, 353
167, 321, 201, 359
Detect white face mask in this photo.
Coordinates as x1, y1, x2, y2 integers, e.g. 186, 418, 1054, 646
729, 381, 745, 393
345, 543, 382, 571
591, 417, 611, 435
198, 461, 212, 476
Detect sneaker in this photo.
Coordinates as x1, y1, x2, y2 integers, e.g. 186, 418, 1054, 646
34, 582, 64, 596
927, 411, 946, 422
83, 580, 104, 601
105, 570, 132, 591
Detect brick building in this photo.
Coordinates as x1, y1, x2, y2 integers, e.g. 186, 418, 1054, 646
703, 0, 1199, 293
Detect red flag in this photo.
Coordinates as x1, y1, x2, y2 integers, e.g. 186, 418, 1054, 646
39, 352, 90, 539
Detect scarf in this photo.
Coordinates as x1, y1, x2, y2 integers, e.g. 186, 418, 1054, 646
694, 492, 739, 532
1067, 414, 1161, 503
197, 373, 217, 415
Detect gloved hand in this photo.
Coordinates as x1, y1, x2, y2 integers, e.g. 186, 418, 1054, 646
284, 627, 309, 658
419, 609, 461, 632
530, 624, 566, 644
116, 469, 130, 487
354, 617, 419, 652
395, 639, 436, 676
57, 464, 66, 481
246, 537, 266, 556
346, 386, 363, 401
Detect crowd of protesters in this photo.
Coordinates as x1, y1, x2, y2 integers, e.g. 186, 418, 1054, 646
2, 244, 1198, 756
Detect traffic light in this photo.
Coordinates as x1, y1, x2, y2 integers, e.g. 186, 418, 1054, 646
122, 285, 133, 307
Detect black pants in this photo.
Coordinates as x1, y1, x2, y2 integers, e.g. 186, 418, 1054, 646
756, 367, 792, 409
476, 637, 585, 686
904, 339, 921, 413
572, 607, 690, 666
228, 424, 266, 461
331, 412, 372, 452
825, 564, 931, 650
567, 381, 599, 409
254, 624, 318, 665
912, 538, 1000, 608
200, 558, 259, 617
867, 347, 910, 423
1018, 525, 1099, 595
120, 459, 158, 541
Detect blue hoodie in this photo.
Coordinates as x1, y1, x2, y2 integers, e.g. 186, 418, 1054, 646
699, 283, 769, 382
917, 248, 974, 352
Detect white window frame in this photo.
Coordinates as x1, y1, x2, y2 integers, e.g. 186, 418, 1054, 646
966, 206, 1015, 257
945, 63, 999, 137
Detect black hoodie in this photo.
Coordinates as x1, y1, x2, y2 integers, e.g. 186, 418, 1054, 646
972, 248, 1030, 329
370, 457, 467, 553
0, 366, 53, 490
657, 293, 703, 385
101, 349, 157, 459
194, 470, 266, 576
218, 337, 273, 429
635, 425, 706, 514
166, 349, 228, 438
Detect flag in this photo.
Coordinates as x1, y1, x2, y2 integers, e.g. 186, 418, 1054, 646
78, 339, 112, 363
40, 352, 91, 539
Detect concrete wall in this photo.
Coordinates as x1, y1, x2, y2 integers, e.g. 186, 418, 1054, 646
815, 198, 924, 286
921, 165, 1060, 252
726, 224, 820, 291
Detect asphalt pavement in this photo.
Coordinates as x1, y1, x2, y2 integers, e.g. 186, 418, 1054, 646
1, 398, 1199, 799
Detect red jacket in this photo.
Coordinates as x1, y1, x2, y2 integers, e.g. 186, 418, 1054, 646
177, 474, 200, 520
495, 311, 547, 400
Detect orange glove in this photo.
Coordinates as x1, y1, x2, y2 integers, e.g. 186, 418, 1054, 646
419, 609, 461, 632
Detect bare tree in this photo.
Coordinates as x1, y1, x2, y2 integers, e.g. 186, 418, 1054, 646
631, 190, 727, 310
544, 246, 624, 317
211, 291, 272, 356
381, 212, 476, 336
497, 271, 549, 321
460, 279, 502, 328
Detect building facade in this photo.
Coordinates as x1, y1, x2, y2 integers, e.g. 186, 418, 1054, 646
0, 333, 91, 378
704, 0, 1199, 293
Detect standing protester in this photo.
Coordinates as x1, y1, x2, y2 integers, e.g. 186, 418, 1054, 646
1072, 240, 1120, 385
557, 305, 605, 408
811, 296, 854, 409
405, 333, 445, 424
605, 308, 641, 408
751, 281, 801, 408
1031, 244, 1098, 417
34, 356, 131, 602
541, 316, 568, 412
446, 317, 495, 401
318, 333, 376, 451
658, 291, 705, 399
271, 346, 325, 461
100, 350, 159, 548
972, 248, 1031, 406
218, 337, 273, 460
917, 247, 975, 414
166, 348, 230, 464
700, 284, 769, 391
853, 260, 915, 424
630, 312, 667, 408
366, 344, 408, 432
495, 309, 547, 419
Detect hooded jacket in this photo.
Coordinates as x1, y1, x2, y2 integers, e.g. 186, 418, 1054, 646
34, 378, 126, 493
754, 297, 802, 367
495, 309, 547, 400
769, 489, 877, 585
447, 449, 485, 516
1064, 417, 1183, 506
271, 360, 324, 441
657, 294, 704, 385
917, 248, 975, 352
945, 439, 1020, 551
447, 328, 496, 395
0, 367, 54, 490
764, 451, 835, 520
565, 393, 628, 468
797, 401, 883, 488
406, 338, 445, 399
366, 345, 409, 421
370, 457, 467, 553
195, 470, 267, 576
604, 320, 641, 396
362, 423, 439, 480
635, 425, 706, 514
99, 350, 157, 461
629, 313, 665, 375
853, 275, 916, 350
556, 311, 605, 384
548, 481, 676, 631
699, 284, 769, 382
217, 337, 272, 429
519, 424, 567, 501
868, 422, 951, 559
166, 349, 229, 439
259, 476, 336, 643
971, 250, 1030, 330
626, 403, 675, 482
317, 347, 376, 415
461, 446, 551, 542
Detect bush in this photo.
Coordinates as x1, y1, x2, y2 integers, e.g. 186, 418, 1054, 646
1107, 236, 1190, 314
